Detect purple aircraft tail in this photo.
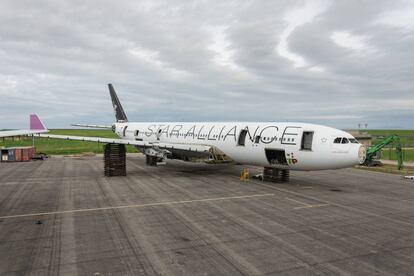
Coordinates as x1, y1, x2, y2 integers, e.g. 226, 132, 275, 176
30, 114, 46, 130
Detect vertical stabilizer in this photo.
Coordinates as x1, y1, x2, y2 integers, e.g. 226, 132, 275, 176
108, 84, 128, 122
30, 114, 46, 130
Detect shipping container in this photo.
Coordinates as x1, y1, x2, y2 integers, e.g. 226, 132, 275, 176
1, 151, 8, 161
22, 148, 29, 162
7, 149, 15, 161
28, 147, 35, 159
0, 147, 36, 162
15, 148, 22, 161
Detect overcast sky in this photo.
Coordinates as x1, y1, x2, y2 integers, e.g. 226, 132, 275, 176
0, 0, 413, 129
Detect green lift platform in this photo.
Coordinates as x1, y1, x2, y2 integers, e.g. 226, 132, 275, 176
364, 134, 403, 170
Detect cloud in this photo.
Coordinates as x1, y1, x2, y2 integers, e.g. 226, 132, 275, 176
207, 26, 240, 71
0, 0, 413, 130
374, 3, 414, 31
277, 0, 329, 69
331, 31, 375, 54
128, 46, 191, 80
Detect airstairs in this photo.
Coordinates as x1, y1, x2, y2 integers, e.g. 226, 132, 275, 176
208, 146, 234, 164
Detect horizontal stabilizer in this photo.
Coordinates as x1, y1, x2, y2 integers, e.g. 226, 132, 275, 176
71, 124, 112, 129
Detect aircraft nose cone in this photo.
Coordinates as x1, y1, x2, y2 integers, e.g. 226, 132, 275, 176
358, 145, 366, 164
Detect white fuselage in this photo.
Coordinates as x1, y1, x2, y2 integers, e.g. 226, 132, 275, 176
113, 122, 365, 171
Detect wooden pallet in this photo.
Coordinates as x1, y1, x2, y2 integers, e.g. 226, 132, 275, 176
104, 144, 126, 176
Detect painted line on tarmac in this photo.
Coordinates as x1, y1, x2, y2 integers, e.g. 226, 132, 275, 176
0, 193, 275, 220
285, 197, 309, 206
293, 204, 330, 210
251, 180, 414, 227
285, 197, 329, 209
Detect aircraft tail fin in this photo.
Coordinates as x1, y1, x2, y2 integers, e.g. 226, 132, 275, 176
108, 83, 128, 122
30, 114, 47, 130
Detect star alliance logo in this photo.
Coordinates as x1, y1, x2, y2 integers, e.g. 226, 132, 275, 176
321, 137, 327, 143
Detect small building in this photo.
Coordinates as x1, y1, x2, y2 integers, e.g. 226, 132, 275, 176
346, 130, 372, 147
1, 147, 35, 162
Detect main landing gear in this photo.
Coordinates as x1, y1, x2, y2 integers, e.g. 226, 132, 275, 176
144, 148, 167, 166
261, 167, 290, 182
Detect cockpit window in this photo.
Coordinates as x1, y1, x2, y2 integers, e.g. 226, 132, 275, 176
349, 138, 359, 144
334, 137, 355, 144
334, 137, 342, 143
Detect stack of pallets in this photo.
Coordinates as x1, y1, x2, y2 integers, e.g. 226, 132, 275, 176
104, 143, 126, 176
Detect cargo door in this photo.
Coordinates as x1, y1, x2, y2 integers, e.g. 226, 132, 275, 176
265, 149, 288, 165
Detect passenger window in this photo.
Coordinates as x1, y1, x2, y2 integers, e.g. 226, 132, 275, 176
341, 138, 349, 144
334, 137, 341, 143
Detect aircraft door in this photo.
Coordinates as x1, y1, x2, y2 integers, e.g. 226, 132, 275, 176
301, 131, 314, 151
238, 128, 248, 146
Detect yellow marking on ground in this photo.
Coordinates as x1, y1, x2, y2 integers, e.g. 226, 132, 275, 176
0, 193, 275, 220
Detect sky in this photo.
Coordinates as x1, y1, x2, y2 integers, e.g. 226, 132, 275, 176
0, 0, 413, 129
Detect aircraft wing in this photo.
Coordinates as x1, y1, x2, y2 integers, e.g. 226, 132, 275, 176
0, 115, 48, 138
0, 129, 48, 138
37, 134, 211, 153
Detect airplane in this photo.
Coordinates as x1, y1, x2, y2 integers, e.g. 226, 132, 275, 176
0, 114, 48, 138
38, 84, 367, 176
